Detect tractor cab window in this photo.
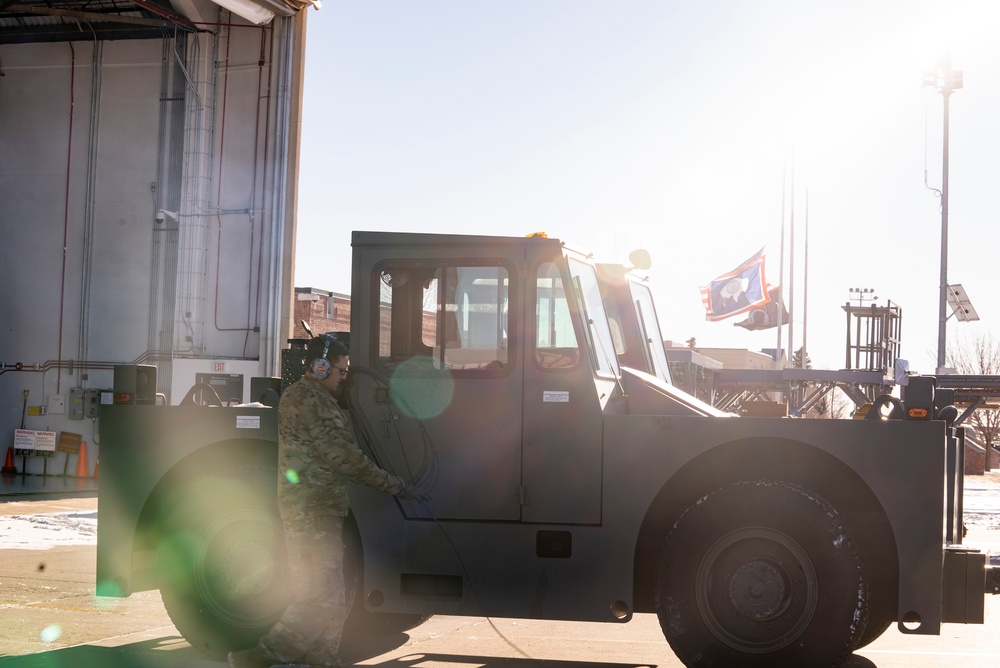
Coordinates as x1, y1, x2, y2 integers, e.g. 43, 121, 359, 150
535, 261, 580, 369
377, 263, 509, 371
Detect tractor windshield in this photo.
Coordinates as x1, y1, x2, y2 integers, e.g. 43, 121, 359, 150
567, 257, 620, 379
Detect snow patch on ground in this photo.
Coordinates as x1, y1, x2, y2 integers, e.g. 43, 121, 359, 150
961, 472, 1000, 532
0, 512, 97, 550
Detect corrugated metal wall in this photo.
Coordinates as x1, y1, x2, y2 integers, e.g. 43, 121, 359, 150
0, 16, 300, 474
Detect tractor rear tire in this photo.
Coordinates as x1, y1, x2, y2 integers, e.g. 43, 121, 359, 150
157, 466, 291, 658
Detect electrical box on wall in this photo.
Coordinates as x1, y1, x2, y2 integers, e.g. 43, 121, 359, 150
69, 388, 85, 420
48, 393, 66, 416
69, 388, 112, 419
85, 389, 111, 418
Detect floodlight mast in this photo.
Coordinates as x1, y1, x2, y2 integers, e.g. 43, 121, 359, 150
924, 53, 963, 375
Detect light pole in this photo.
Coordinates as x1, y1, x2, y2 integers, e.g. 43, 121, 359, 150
924, 54, 962, 374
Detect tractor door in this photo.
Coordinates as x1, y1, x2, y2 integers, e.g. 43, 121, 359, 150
351, 258, 523, 522
519, 256, 617, 524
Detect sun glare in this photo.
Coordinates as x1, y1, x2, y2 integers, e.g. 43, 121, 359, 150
777, 1, 1000, 192
908, 0, 1000, 69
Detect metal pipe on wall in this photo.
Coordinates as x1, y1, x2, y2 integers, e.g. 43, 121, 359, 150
78, 39, 103, 388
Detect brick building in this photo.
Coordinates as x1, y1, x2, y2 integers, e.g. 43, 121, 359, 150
294, 286, 436, 356
293, 288, 351, 340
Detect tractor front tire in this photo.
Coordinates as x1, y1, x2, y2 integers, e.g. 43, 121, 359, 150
655, 480, 867, 667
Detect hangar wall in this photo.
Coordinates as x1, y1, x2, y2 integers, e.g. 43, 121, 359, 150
0, 15, 301, 474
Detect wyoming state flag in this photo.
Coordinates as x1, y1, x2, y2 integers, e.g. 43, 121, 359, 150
699, 249, 770, 322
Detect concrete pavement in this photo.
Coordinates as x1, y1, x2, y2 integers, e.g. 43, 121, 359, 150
0, 472, 98, 499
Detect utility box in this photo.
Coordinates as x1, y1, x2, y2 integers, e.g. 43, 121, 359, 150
69, 388, 86, 420
86, 389, 111, 418
47, 394, 66, 415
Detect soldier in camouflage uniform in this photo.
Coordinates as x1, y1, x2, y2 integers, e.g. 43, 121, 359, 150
229, 335, 428, 668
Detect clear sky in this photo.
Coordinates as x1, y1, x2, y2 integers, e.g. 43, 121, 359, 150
295, 0, 1000, 373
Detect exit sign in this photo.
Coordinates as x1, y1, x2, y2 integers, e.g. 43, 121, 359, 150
212, 362, 226, 372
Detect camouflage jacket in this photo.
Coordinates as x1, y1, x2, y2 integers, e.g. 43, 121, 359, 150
277, 376, 405, 516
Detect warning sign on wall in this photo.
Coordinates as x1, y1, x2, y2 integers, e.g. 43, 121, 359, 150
13, 429, 57, 457
13, 429, 34, 455
35, 431, 56, 455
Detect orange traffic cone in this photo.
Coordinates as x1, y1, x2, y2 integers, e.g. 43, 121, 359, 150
75, 441, 89, 478
2, 447, 16, 475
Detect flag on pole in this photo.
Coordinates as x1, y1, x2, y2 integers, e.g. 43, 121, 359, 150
699, 249, 769, 321
734, 286, 788, 330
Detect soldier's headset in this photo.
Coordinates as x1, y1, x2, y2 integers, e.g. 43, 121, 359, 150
309, 334, 337, 380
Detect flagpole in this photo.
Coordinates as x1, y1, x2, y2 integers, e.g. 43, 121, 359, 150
802, 189, 809, 369
788, 155, 795, 368
777, 165, 786, 370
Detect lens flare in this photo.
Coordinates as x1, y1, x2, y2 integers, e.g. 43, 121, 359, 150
389, 357, 455, 419
39, 624, 61, 643
93, 579, 124, 609
285, 468, 300, 484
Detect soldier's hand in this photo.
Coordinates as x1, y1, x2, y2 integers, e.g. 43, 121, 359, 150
397, 482, 431, 503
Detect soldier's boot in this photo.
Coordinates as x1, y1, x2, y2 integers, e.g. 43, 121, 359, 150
227, 646, 272, 668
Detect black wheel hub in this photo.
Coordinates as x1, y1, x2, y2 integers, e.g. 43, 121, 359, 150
697, 528, 818, 653
728, 557, 786, 621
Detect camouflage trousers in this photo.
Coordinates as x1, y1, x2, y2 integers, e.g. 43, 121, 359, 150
258, 512, 346, 666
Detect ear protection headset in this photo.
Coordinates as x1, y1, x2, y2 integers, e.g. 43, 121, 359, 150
309, 334, 335, 380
